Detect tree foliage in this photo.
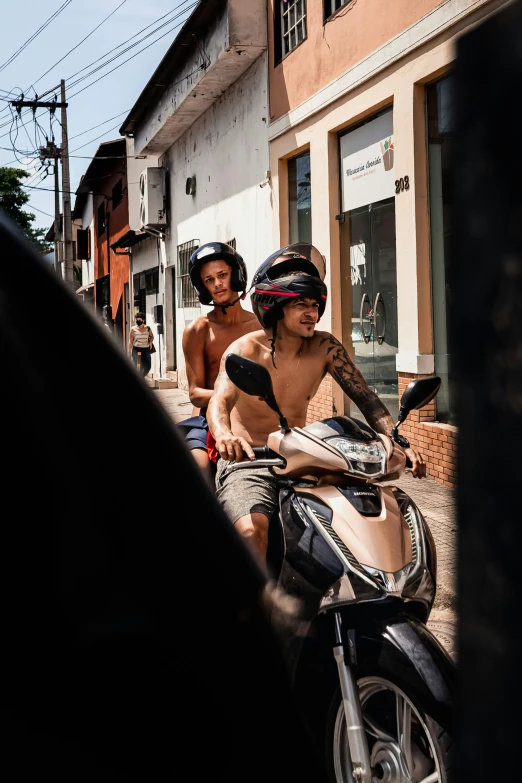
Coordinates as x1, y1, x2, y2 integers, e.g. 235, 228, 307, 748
0, 167, 52, 251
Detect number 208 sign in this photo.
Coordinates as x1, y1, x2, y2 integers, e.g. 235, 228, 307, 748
395, 176, 410, 194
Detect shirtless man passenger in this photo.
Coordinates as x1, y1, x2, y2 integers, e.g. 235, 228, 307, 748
207, 243, 425, 565
180, 242, 259, 484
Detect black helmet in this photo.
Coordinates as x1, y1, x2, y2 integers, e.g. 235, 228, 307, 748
189, 241, 247, 306
251, 243, 327, 328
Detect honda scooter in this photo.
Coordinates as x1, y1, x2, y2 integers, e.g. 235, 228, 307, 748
225, 353, 456, 783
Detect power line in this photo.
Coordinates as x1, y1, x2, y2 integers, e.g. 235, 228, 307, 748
69, 123, 125, 153
0, 1, 74, 76
67, 17, 202, 103
68, 109, 130, 141
64, 1, 197, 94
0, 0, 195, 135
55, 0, 194, 92
17, 183, 101, 196
26, 203, 55, 219
32, 0, 128, 91
0, 109, 128, 155
1, 1, 201, 170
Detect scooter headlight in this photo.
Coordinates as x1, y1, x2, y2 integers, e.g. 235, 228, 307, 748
325, 436, 386, 476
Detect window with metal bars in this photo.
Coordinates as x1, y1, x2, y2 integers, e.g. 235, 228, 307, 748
279, 0, 307, 60
177, 239, 200, 307
226, 238, 236, 250
324, 0, 350, 21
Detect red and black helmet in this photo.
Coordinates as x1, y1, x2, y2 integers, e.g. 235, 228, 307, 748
189, 241, 247, 306
251, 243, 327, 328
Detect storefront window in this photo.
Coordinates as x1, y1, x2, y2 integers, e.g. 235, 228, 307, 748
427, 75, 455, 423
288, 151, 312, 243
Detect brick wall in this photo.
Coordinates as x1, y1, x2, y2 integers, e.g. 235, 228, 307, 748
398, 372, 457, 487
306, 374, 334, 424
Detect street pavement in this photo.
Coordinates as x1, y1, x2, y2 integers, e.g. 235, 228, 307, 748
153, 386, 457, 659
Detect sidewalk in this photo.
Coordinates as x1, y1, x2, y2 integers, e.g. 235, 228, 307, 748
154, 387, 457, 654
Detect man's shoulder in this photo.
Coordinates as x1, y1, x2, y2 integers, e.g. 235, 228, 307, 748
232, 329, 266, 354
183, 315, 210, 337
312, 330, 338, 351
241, 309, 262, 327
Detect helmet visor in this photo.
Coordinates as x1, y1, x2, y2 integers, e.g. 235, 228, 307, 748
264, 243, 326, 281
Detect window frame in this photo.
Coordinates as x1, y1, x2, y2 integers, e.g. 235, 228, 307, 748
323, 0, 351, 23
133, 266, 159, 316
145, 268, 159, 295
426, 73, 455, 424
274, 0, 307, 65
287, 148, 312, 244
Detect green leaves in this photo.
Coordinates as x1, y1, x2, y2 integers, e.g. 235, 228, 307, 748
0, 167, 51, 251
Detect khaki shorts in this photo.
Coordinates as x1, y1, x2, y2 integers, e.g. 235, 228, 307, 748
215, 458, 278, 524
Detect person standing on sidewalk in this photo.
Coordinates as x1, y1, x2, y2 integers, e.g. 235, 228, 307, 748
129, 312, 154, 377
180, 242, 260, 484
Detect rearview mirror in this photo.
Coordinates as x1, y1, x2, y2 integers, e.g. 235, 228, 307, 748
226, 354, 274, 400
399, 376, 442, 422
225, 354, 290, 432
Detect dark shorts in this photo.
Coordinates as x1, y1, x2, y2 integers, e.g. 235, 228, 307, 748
215, 458, 278, 525
178, 415, 208, 451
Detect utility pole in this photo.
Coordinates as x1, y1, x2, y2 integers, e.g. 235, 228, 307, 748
54, 157, 60, 274
60, 80, 74, 285
11, 87, 72, 284
38, 140, 61, 274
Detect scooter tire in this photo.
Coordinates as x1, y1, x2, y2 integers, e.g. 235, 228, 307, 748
325, 676, 454, 783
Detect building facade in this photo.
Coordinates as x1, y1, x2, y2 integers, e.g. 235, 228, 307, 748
120, 0, 271, 389
73, 191, 95, 309
267, 0, 508, 486
74, 139, 131, 349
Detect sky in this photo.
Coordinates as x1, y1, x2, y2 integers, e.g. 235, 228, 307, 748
0, 0, 197, 230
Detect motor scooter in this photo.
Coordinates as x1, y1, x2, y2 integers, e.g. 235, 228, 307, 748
225, 353, 456, 783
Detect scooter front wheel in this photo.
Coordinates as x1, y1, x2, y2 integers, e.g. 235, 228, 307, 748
326, 676, 454, 783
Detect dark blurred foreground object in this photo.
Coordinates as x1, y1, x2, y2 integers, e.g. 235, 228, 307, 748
454, 1, 522, 780
0, 214, 323, 781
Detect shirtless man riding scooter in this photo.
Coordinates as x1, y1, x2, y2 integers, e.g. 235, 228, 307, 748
207, 243, 425, 566
180, 242, 259, 484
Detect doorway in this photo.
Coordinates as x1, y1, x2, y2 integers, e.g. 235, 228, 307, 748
343, 197, 399, 421
171, 269, 177, 371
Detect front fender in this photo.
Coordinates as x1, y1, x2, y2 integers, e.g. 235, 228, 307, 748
354, 614, 456, 732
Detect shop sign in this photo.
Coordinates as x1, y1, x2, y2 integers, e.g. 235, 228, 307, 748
340, 112, 395, 212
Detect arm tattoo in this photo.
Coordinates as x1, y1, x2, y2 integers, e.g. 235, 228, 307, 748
323, 335, 395, 435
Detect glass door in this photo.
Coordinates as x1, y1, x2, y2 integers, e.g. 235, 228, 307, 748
347, 198, 399, 421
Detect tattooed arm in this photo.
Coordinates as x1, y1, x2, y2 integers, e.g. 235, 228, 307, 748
321, 334, 426, 478
322, 334, 394, 434
207, 340, 256, 461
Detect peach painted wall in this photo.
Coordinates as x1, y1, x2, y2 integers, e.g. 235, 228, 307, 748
268, 0, 444, 120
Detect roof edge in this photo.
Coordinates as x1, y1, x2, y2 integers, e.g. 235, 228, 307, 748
119, 0, 222, 136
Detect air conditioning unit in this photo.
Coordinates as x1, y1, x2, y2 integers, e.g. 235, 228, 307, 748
139, 167, 166, 229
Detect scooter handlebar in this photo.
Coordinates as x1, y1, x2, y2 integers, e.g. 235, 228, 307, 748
245, 446, 280, 460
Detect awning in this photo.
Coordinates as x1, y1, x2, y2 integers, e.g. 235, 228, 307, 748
110, 229, 149, 251
76, 282, 95, 295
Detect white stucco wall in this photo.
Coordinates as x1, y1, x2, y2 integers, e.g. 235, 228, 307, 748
160, 53, 271, 388
80, 193, 95, 287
